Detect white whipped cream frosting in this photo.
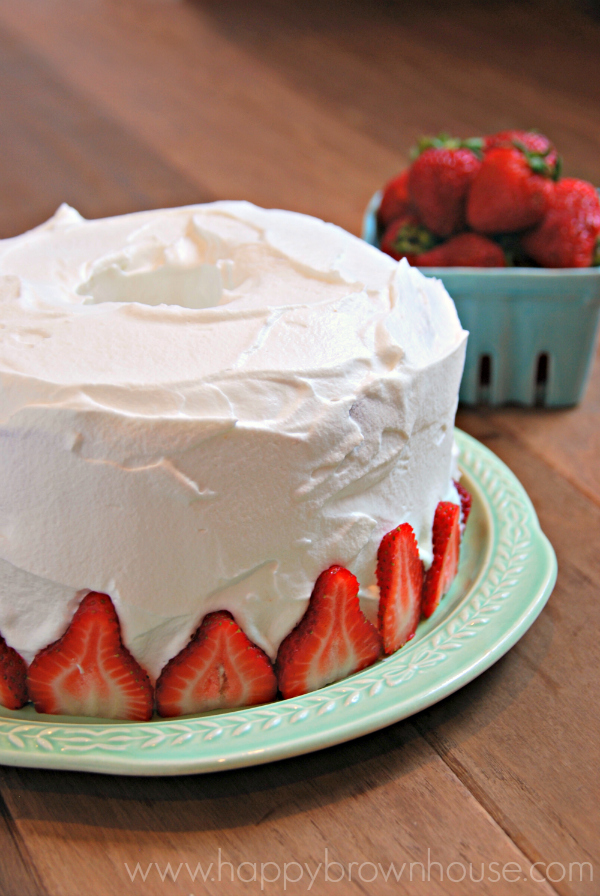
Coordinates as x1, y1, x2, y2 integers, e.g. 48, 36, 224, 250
0, 202, 467, 679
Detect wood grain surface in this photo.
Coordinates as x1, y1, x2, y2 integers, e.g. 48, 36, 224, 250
0, 1, 598, 894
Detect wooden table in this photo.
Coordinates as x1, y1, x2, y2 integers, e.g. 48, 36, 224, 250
0, 2, 598, 893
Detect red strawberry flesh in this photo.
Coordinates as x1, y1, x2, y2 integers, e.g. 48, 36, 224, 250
422, 502, 461, 619
276, 565, 382, 699
0, 634, 28, 710
27, 592, 154, 721
156, 610, 277, 717
376, 523, 424, 655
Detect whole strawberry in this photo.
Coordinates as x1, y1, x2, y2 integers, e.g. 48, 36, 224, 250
377, 169, 412, 230
521, 178, 600, 268
467, 145, 556, 233
408, 135, 483, 237
484, 129, 560, 179
380, 213, 438, 263
415, 232, 506, 268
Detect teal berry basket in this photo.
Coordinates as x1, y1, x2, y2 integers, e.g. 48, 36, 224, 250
362, 190, 600, 407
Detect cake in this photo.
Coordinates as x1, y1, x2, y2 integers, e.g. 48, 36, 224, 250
0, 201, 467, 718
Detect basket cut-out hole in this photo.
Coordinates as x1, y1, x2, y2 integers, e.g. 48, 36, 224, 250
479, 355, 492, 386
478, 354, 492, 403
535, 352, 550, 406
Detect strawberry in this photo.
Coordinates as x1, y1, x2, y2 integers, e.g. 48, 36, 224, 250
27, 592, 154, 721
421, 502, 461, 619
466, 145, 556, 233
521, 178, 600, 268
484, 130, 560, 179
156, 610, 277, 717
0, 634, 28, 710
453, 480, 472, 533
377, 169, 412, 230
376, 523, 424, 655
276, 565, 383, 699
415, 232, 506, 267
380, 213, 438, 263
408, 136, 482, 237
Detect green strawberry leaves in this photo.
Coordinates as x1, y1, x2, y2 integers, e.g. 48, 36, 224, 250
512, 139, 562, 180
411, 133, 484, 160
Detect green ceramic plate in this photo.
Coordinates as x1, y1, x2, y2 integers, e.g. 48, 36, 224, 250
0, 430, 556, 776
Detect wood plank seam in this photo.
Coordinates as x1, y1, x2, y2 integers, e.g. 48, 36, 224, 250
0, 783, 50, 896
501, 429, 600, 513
0, 20, 211, 237
466, 413, 600, 514
414, 727, 568, 896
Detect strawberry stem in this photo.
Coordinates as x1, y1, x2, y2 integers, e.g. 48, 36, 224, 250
410, 133, 484, 160
512, 139, 561, 180
392, 221, 439, 255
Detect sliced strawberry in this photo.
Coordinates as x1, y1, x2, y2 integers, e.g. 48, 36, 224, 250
156, 610, 277, 717
453, 480, 472, 533
422, 502, 461, 619
276, 565, 383, 699
376, 523, 424, 655
27, 592, 154, 721
0, 634, 28, 710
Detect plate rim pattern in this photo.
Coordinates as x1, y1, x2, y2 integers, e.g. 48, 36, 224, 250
0, 429, 557, 775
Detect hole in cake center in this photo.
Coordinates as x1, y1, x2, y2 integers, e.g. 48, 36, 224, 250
76, 262, 223, 310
